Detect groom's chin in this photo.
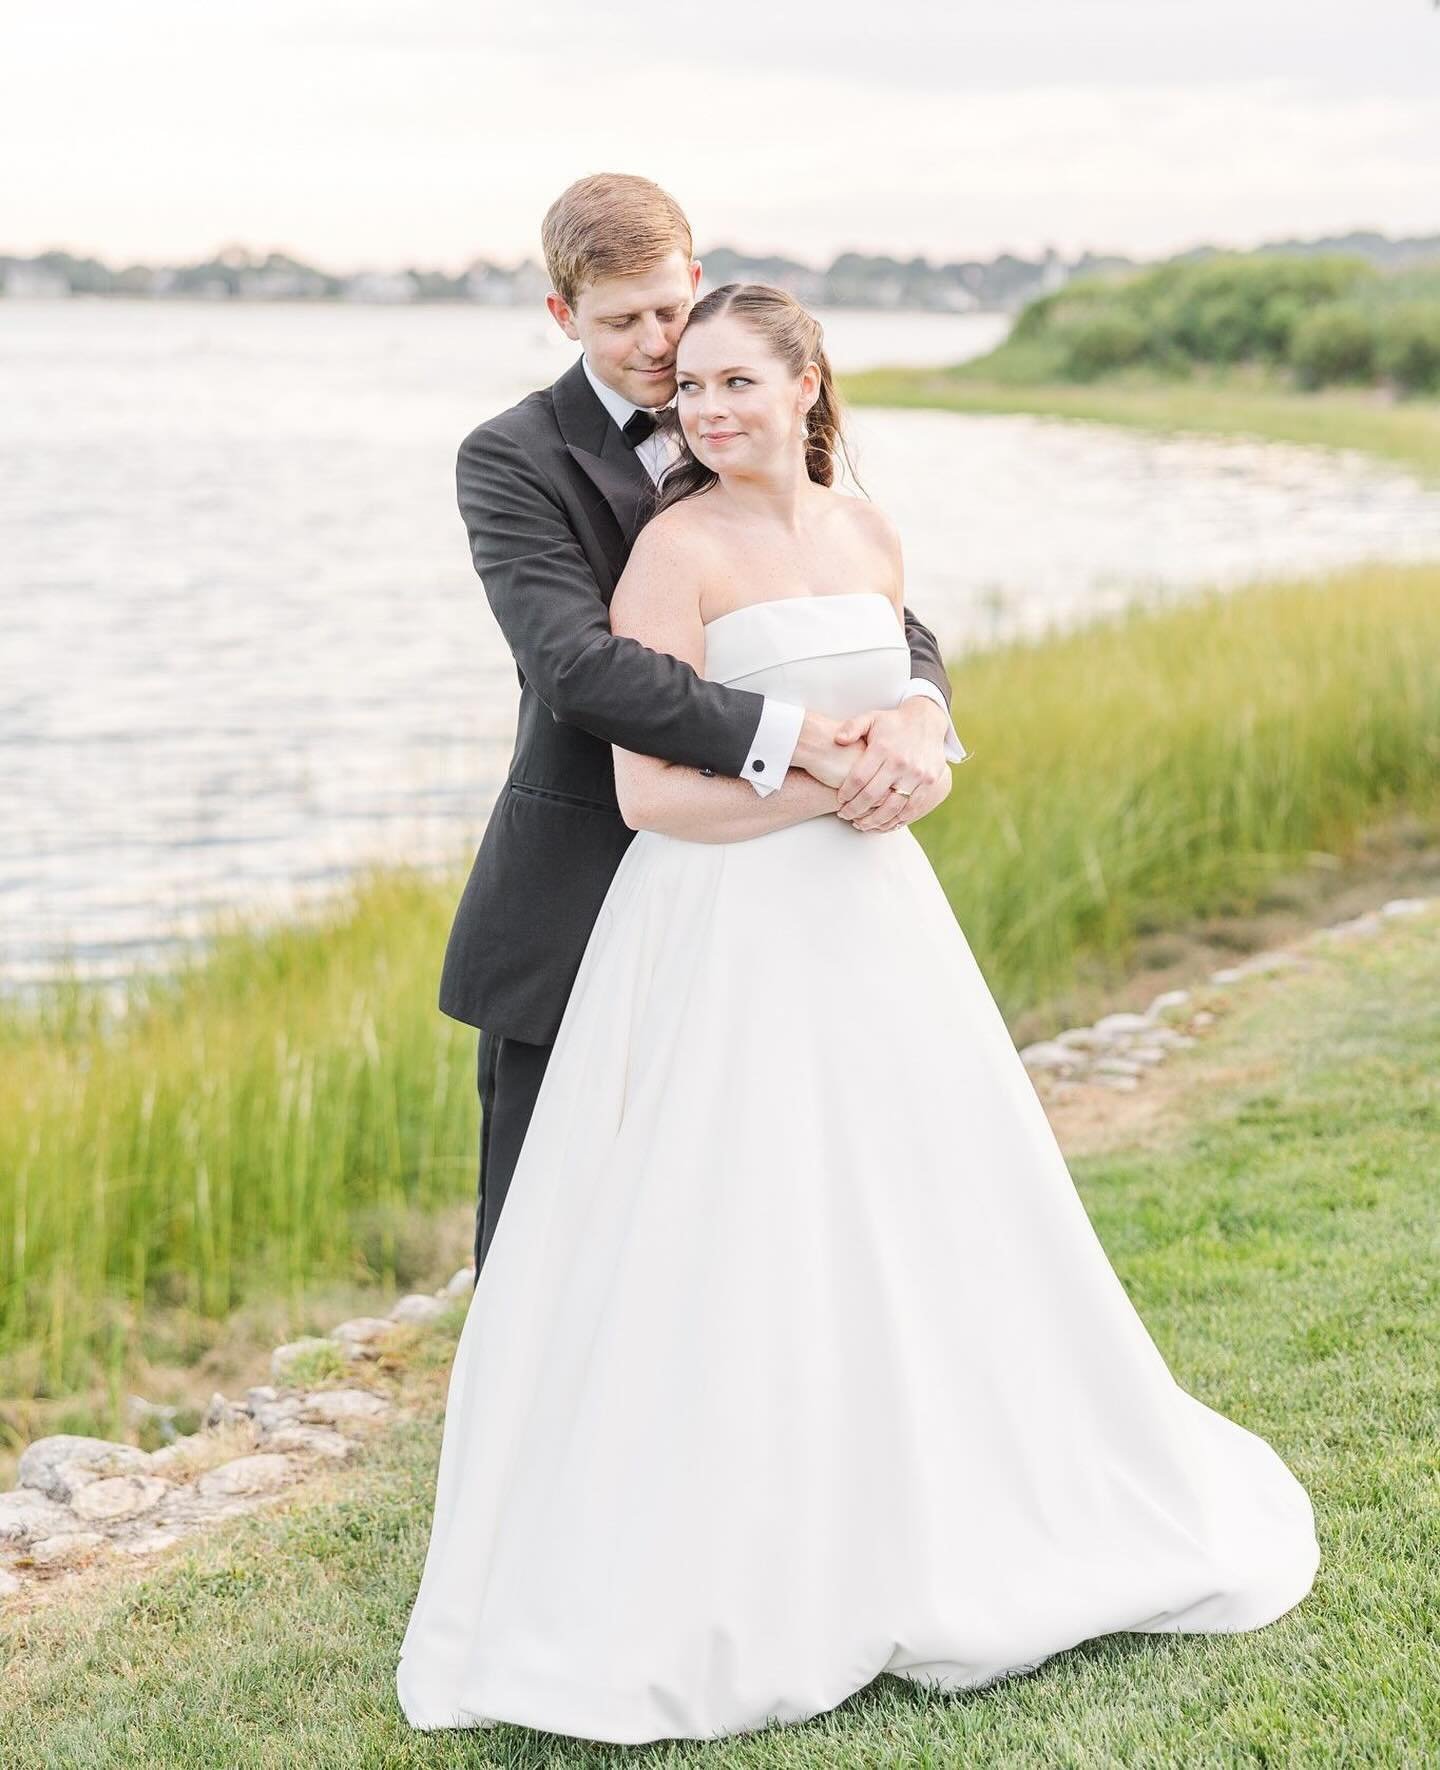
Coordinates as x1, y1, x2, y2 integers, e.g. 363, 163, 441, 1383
626, 370, 677, 404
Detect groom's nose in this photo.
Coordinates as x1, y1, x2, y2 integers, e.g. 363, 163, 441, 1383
637, 315, 670, 358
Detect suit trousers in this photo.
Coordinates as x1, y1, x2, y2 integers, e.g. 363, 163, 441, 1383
474, 1027, 554, 1275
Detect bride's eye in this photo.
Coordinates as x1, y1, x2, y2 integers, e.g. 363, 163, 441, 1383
728, 377, 751, 388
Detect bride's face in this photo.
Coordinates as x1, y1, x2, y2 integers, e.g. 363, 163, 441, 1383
674, 315, 818, 477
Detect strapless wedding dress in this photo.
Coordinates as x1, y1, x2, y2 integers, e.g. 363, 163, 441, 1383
395, 592, 1320, 1744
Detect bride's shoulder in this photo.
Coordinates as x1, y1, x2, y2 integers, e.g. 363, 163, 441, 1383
631, 497, 725, 565
825, 492, 903, 579
832, 492, 901, 551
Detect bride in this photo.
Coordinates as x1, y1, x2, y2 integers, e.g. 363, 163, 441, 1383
394, 283, 1321, 1744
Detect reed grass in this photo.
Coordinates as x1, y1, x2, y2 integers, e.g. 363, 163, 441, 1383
911, 559, 1440, 1022
3, 560, 1438, 1399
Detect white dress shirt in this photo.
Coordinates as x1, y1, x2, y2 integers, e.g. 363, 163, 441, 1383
580, 353, 966, 793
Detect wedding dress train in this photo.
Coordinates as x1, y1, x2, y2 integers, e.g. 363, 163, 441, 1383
395, 592, 1319, 1743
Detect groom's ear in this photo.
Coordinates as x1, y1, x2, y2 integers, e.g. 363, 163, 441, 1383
545, 291, 580, 340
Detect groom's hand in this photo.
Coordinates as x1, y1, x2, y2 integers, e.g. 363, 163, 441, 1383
832, 698, 951, 832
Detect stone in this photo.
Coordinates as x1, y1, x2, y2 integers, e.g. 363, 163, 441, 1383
1055, 1026, 1105, 1050
0, 1567, 21, 1597
28, 1532, 108, 1566
330, 1317, 396, 1353
389, 1293, 444, 1325
299, 1389, 390, 1427
264, 1425, 358, 1462
271, 1338, 336, 1382
1091, 1012, 1153, 1037
126, 1395, 180, 1437
204, 1392, 252, 1430
115, 1530, 183, 1557
1145, 989, 1192, 1018
1192, 1010, 1217, 1028
252, 1397, 305, 1436
17, 1435, 151, 1503
70, 1475, 173, 1524
1244, 950, 1307, 973
1380, 897, 1429, 917
1091, 1073, 1140, 1091
1320, 912, 1384, 940
146, 1436, 206, 1473
1018, 1040, 1077, 1071
195, 1454, 298, 1501
443, 1267, 476, 1297
1092, 1056, 1145, 1077
0, 1489, 75, 1545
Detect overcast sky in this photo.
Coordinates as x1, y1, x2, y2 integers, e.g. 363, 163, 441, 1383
6, 1, 1438, 270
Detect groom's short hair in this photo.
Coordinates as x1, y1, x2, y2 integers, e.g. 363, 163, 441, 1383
541, 173, 693, 308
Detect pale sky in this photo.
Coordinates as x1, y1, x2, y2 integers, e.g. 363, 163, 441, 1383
6, 1, 1439, 271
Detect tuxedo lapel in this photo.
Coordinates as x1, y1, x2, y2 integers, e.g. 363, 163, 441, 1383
551, 356, 654, 571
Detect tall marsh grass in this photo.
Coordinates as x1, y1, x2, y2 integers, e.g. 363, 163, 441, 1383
914, 560, 1440, 1013
3, 561, 1438, 1394
0, 870, 478, 1397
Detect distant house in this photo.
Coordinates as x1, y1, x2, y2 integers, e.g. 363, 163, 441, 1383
342, 270, 421, 303
3, 263, 70, 298
237, 266, 329, 300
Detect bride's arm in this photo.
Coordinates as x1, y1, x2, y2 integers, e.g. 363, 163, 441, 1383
608, 520, 849, 843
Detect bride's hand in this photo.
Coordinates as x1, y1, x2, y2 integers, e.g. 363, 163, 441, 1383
831, 701, 952, 831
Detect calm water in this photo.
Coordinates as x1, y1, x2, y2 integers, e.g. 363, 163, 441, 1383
5, 300, 1440, 993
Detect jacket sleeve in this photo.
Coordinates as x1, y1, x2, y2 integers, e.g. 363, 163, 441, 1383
902, 603, 953, 706
457, 425, 765, 779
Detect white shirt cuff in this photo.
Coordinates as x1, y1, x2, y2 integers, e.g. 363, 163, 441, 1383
740, 696, 804, 795
901, 678, 968, 763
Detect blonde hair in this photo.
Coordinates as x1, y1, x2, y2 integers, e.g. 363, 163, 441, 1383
541, 173, 693, 308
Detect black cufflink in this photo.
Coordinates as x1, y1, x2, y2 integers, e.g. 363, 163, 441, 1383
700, 767, 715, 777
752, 759, 764, 772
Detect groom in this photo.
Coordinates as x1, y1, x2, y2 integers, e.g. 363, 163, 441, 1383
440, 172, 966, 1275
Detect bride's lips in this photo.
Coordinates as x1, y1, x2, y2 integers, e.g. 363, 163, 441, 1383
703, 431, 743, 443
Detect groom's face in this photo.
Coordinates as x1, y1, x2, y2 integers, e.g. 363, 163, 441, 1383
551, 250, 701, 409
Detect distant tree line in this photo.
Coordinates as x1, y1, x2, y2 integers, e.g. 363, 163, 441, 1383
1007, 255, 1440, 394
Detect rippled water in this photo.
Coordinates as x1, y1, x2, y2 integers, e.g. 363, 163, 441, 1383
5, 300, 1439, 993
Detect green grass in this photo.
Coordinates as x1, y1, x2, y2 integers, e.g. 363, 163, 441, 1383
4, 561, 1439, 1413
840, 362, 1440, 482
0, 867, 479, 1407
909, 558, 1440, 1029
5, 908, 1437, 1765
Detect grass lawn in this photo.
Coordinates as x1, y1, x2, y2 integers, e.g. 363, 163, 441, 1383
5, 907, 1436, 1766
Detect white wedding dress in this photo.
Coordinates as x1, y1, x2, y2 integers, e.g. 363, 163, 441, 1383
395, 592, 1320, 1744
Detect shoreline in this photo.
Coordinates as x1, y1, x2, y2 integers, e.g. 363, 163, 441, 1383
840, 364, 1440, 481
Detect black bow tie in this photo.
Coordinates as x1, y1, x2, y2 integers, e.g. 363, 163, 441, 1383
621, 408, 661, 448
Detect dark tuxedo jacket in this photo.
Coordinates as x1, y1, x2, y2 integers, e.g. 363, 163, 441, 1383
438, 354, 955, 1045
